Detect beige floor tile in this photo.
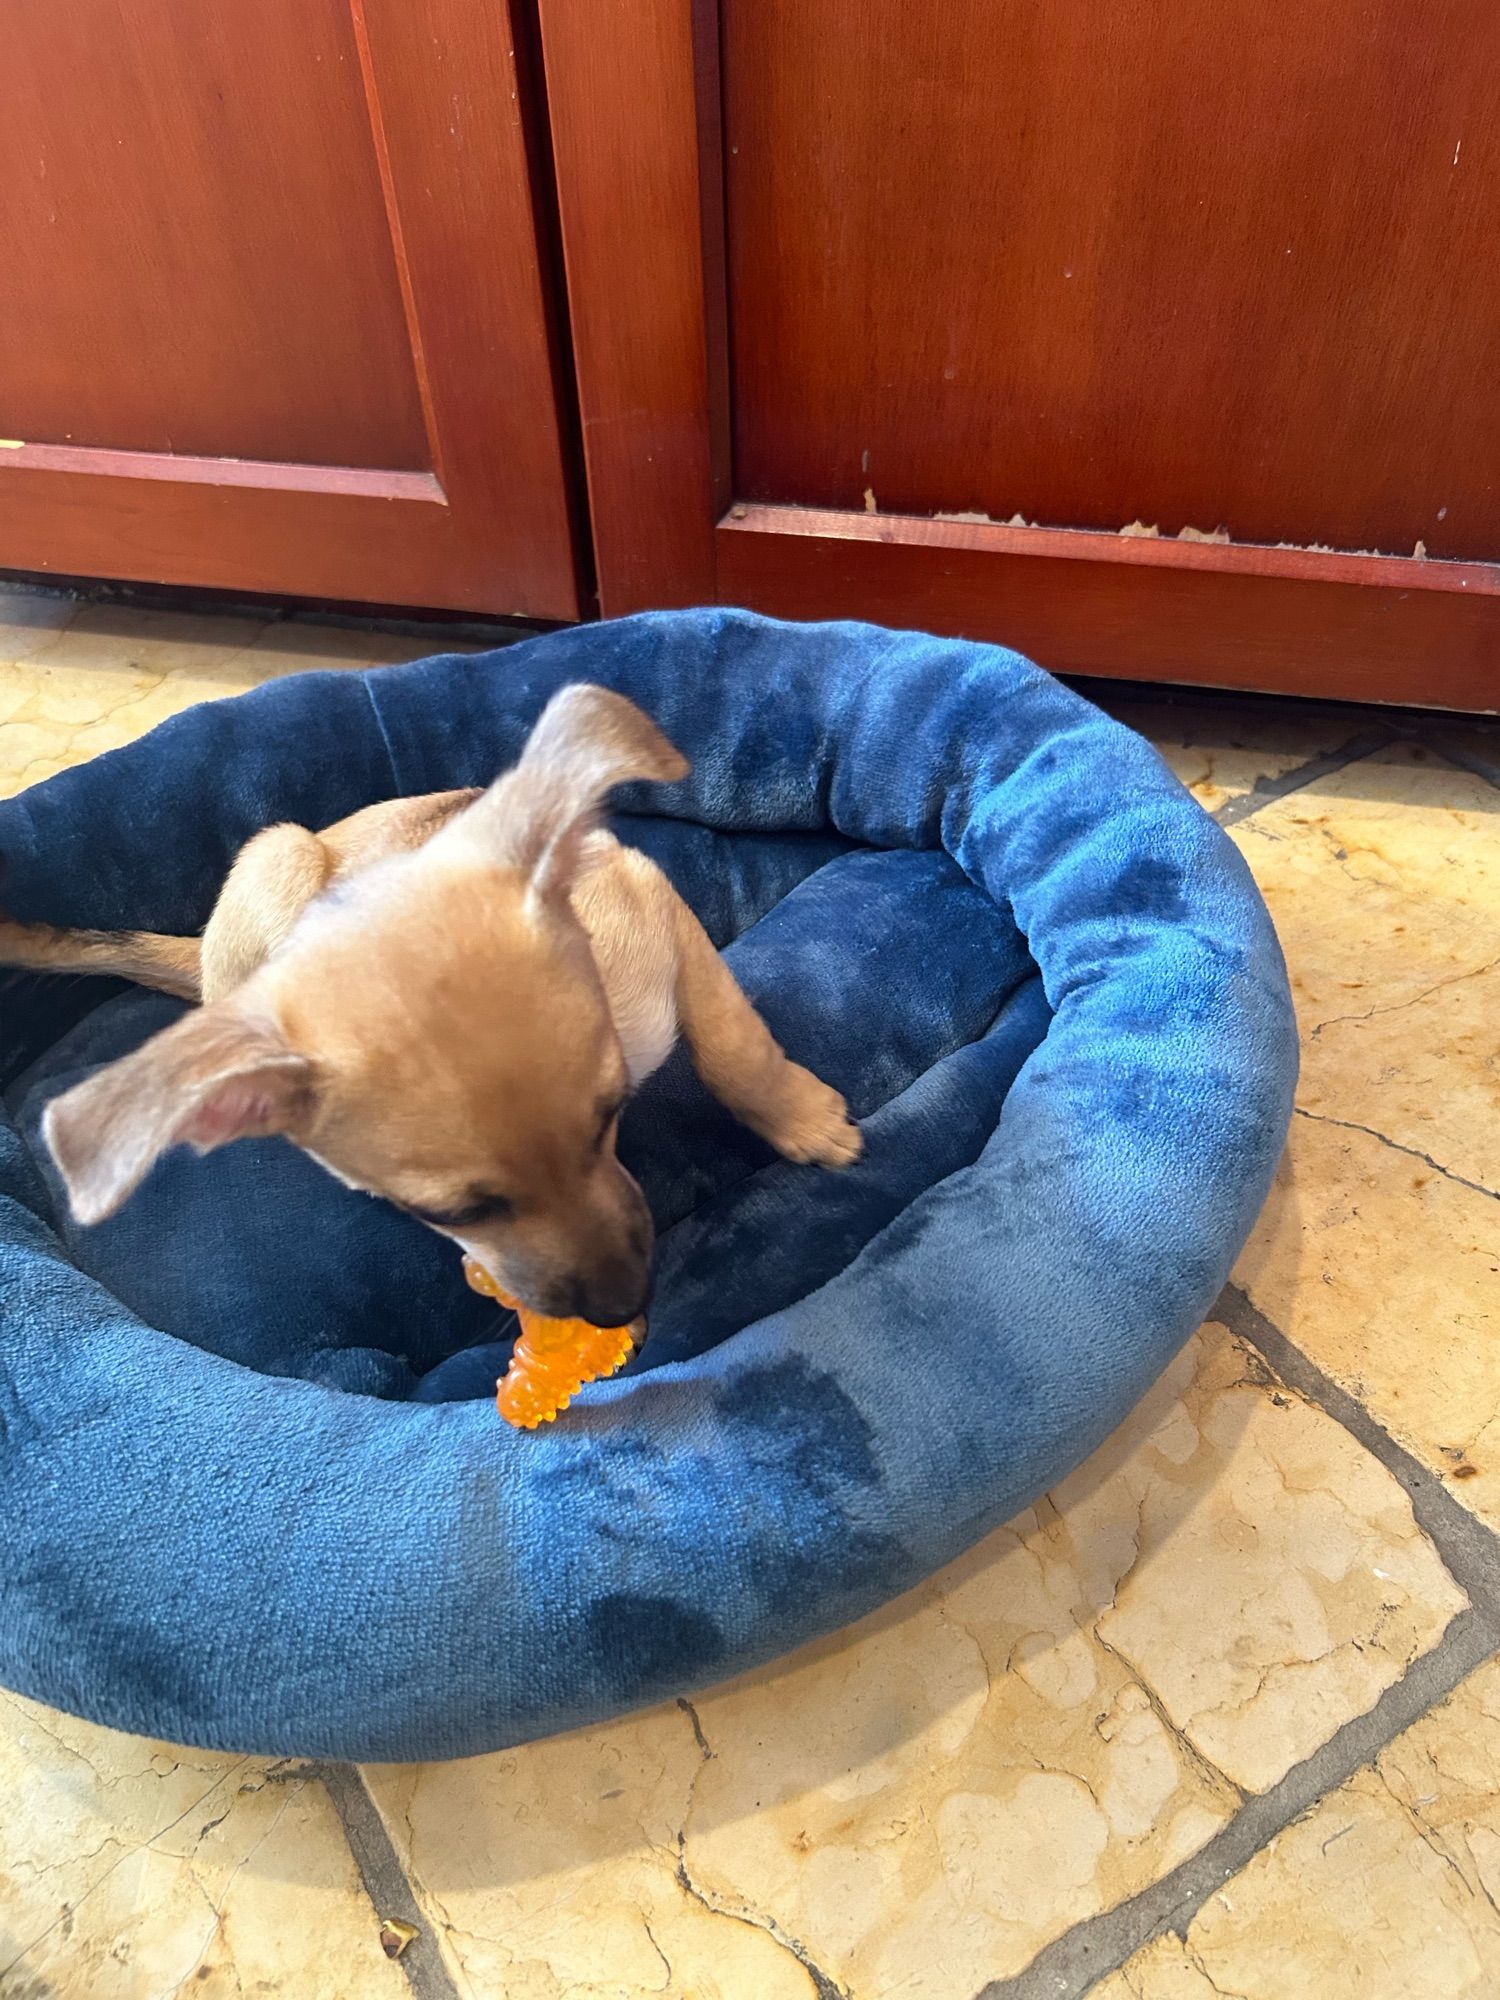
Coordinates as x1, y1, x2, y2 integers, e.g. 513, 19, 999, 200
0, 584, 80, 663
0, 598, 489, 797
1096, 694, 1353, 813
5, 600, 271, 675
1101, 1658, 1500, 2000
365, 1706, 816, 2000
0, 601, 271, 797
1298, 957, 1499, 1196
1065, 1331, 1464, 1795
1230, 743, 1500, 1528
239, 618, 488, 674
365, 1323, 1461, 1998
1091, 1933, 1224, 1997
1232, 741, 1498, 1185
1239, 1120, 1500, 1523
0, 1689, 408, 2000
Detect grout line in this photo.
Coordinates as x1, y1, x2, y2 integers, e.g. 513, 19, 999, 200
320, 1763, 465, 2000
975, 1607, 1497, 2000
1375, 706, 1500, 788
974, 1283, 1500, 1999
1212, 727, 1395, 828
1216, 1283, 1500, 1618
1426, 738, 1500, 793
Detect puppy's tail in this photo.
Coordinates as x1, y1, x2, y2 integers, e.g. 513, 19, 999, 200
0, 916, 202, 1000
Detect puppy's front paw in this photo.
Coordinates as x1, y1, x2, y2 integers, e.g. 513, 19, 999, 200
767, 1069, 863, 1170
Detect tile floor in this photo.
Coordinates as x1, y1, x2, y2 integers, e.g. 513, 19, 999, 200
0, 584, 1496, 2000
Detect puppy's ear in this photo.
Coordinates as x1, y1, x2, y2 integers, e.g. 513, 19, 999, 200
43, 1003, 316, 1225
458, 685, 689, 903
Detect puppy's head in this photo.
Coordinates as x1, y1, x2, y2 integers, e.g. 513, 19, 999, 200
43, 685, 688, 1327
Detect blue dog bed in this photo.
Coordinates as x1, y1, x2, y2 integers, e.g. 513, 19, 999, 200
0, 611, 1296, 1760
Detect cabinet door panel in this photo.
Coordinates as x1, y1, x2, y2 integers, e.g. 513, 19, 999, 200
1, 0, 581, 619
726, 0, 1500, 565
542, 0, 1499, 706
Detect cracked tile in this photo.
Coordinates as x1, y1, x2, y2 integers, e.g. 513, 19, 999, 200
1078, 1330, 1465, 1794
361, 1707, 813, 2000
363, 1325, 1459, 1996
1229, 743, 1500, 1529
1238, 1117, 1500, 1525
1296, 958, 1498, 1198
1101, 1658, 1500, 1998
1095, 692, 1355, 814
1232, 739, 1498, 1193
0, 1688, 408, 1999
1091, 1933, 1224, 1997
365, 1585, 1227, 2000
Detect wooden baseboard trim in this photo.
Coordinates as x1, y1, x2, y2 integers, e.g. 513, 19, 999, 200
716, 507, 1500, 710
723, 504, 1500, 600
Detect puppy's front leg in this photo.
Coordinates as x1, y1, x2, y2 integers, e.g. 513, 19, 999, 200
672, 900, 862, 1169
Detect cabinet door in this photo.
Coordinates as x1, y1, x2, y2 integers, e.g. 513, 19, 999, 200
1, 0, 580, 619
540, 0, 1499, 705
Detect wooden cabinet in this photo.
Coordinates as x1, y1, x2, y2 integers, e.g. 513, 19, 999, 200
0, 0, 581, 620
540, 0, 1500, 706
5, 3, 1499, 703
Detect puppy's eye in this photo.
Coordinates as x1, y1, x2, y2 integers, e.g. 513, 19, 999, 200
404, 1194, 514, 1231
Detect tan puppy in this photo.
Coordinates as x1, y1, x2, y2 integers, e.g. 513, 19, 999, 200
0, 686, 861, 1325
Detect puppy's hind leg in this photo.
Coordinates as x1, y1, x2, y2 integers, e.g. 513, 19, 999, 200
0, 820, 333, 1005
199, 822, 332, 1001
0, 918, 201, 999
671, 899, 862, 1169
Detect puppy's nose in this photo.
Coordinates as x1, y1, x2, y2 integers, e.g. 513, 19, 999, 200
570, 1266, 653, 1330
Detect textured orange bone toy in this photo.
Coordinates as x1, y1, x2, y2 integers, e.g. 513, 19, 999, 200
463, 1256, 643, 1429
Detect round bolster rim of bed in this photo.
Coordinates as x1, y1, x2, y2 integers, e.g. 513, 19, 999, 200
0, 609, 1297, 1760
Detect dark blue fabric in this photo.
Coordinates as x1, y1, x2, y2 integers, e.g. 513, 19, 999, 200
0, 611, 1297, 1759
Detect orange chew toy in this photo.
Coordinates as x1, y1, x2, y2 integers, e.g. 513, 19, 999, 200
463, 1256, 642, 1429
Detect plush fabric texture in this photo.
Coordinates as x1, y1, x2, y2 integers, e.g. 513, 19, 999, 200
0, 611, 1297, 1760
